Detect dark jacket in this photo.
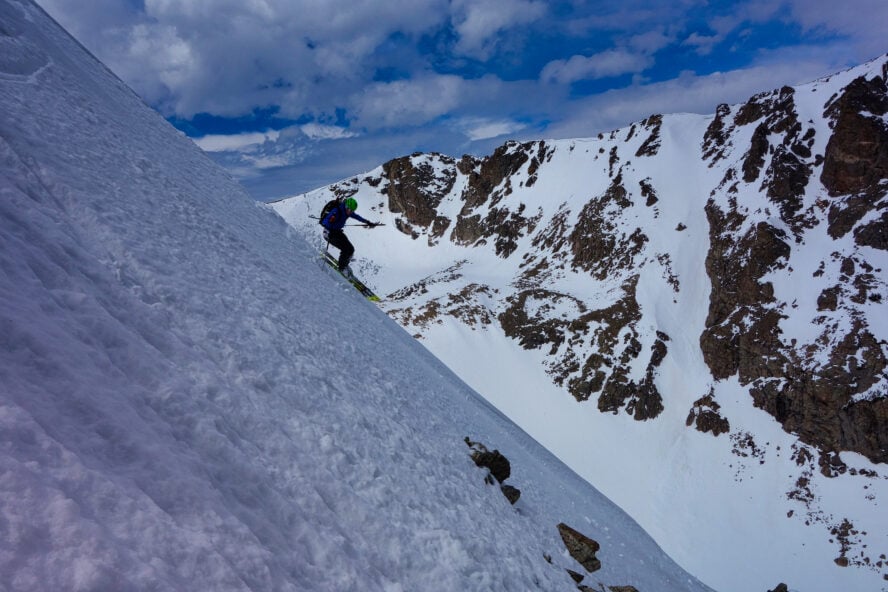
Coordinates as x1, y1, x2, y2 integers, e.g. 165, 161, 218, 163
321, 202, 370, 231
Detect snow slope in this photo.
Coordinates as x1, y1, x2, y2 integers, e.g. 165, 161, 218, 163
0, 1, 714, 591
273, 61, 888, 592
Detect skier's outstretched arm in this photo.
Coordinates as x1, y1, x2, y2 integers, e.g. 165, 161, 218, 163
350, 212, 379, 226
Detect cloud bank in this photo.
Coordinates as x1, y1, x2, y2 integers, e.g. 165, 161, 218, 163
38, 0, 888, 198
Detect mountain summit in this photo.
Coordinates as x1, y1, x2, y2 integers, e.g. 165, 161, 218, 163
274, 56, 888, 592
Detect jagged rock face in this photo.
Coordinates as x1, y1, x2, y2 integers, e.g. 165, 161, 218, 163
289, 57, 888, 468
821, 76, 888, 199
570, 176, 649, 280
700, 71, 888, 464
749, 322, 888, 464
389, 67, 886, 462
687, 392, 730, 436
700, 211, 791, 382
383, 153, 458, 242
821, 74, 888, 256
450, 141, 546, 253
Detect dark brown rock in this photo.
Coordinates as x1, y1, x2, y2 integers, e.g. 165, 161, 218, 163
816, 286, 840, 311
451, 213, 485, 245
687, 393, 730, 436
639, 178, 658, 206
742, 122, 770, 183
498, 289, 575, 352
569, 177, 647, 281
765, 145, 809, 222
702, 103, 733, 164
557, 523, 601, 573
821, 75, 888, 197
500, 484, 521, 505
749, 321, 888, 464
635, 114, 663, 157
383, 154, 456, 230
458, 141, 530, 213
700, 204, 791, 380
854, 210, 888, 250
827, 195, 871, 239
466, 441, 511, 483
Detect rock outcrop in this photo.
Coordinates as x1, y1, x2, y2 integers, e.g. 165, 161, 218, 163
701, 70, 888, 464
465, 437, 521, 504
557, 522, 602, 573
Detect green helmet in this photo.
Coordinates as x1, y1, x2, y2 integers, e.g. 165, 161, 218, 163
345, 197, 358, 211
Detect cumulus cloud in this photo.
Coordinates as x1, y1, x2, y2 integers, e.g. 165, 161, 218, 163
194, 130, 281, 153
299, 123, 358, 141
126, 24, 196, 106
628, 28, 677, 54
353, 75, 465, 128
36, 0, 888, 200
450, 0, 547, 59
455, 117, 526, 141
682, 32, 723, 56
540, 49, 654, 85
43, 0, 455, 119
785, 0, 888, 58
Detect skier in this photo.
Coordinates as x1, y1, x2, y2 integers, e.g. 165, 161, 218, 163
320, 197, 379, 275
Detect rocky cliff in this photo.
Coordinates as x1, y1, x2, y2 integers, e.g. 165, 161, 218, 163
351, 62, 888, 468
700, 67, 888, 466
273, 55, 888, 588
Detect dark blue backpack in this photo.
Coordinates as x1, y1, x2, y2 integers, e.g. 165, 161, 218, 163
318, 199, 340, 225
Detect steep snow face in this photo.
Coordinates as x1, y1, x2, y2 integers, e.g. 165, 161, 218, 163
0, 1, 719, 591
273, 58, 888, 592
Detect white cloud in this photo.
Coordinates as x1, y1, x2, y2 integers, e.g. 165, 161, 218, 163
541, 49, 654, 85
354, 75, 465, 128
127, 24, 196, 102
242, 153, 295, 170
194, 123, 354, 162
37, 0, 888, 203
456, 117, 526, 141
628, 28, 676, 54
450, 0, 547, 59
785, 0, 888, 59
193, 130, 281, 152
42, 0, 454, 119
299, 123, 357, 140
682, 32, 723, 56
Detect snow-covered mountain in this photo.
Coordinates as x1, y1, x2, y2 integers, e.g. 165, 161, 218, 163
273, 57, 888, 591
0, 2, 722, 591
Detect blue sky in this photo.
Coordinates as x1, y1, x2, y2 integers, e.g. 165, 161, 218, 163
39, 0, 887, 200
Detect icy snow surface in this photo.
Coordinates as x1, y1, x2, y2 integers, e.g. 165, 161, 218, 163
0, 1, 714, 591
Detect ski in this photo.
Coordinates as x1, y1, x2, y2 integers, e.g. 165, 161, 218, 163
321, 252, 381, 302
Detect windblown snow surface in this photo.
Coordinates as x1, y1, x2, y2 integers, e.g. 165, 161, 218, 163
0, 1, 715, 591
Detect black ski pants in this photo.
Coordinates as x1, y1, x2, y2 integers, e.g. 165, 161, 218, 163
326, 229, 354, 270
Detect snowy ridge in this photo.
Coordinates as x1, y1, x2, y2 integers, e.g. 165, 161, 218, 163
274, 56, 888, 592
0, 1, 716, 591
